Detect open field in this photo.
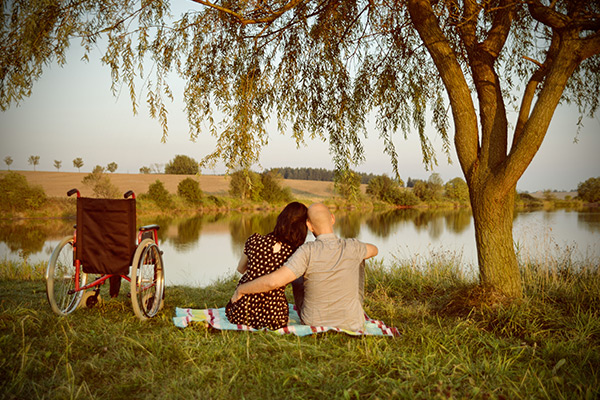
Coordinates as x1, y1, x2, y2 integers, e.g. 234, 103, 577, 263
1, 171, 579, 204
1, 170, 336, 200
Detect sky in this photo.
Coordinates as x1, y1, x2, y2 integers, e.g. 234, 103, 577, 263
1, 39, 599, 193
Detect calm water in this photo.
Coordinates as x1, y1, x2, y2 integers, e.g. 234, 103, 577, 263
1, 208, 598, 287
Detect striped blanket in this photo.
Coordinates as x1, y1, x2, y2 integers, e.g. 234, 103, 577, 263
173, 304, 400, 337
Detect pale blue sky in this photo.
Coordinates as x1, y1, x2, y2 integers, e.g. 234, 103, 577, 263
1, 40, 599, 193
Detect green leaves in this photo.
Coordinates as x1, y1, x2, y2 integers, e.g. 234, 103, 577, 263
2, 0, 598, 179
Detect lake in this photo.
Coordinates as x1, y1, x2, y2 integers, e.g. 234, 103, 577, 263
1, 208, 598, 287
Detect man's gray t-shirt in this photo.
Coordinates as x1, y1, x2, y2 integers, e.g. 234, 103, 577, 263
285, 233, 367, 331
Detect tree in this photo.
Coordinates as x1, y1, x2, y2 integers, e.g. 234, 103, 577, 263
150, 163, 164, 174
28, 155, 40, 171
412, 181, 431, 202
229, 170, 263, 201
107, 162, 118, 173
73, 158, 84, 172
427, 173, 444, 201
2, 1, 599, 298
577, 177, 600, 203
4, 156, 12, 170
444, 177, 469, 203
53, 160, 62, 171
406, 178, 420, 188
139, 166, 151, 174
82, 168, 120, 198
165, 155, 199, 175
412, 173, 444, 202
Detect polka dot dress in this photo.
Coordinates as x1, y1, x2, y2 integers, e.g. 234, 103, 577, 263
226, 233, 293, 330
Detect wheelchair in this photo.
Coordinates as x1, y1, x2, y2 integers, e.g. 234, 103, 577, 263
46, 189, 165, 320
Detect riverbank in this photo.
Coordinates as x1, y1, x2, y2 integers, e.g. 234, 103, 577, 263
1, 256, 598, 399
1, 170, 592, 220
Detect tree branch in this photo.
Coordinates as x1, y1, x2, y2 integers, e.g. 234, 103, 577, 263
480, 0, 514, 59
458, 0, 478, 49
578, 31, 600, 60
189, 0, 306, 25
503, 37, 581, 186
407, 0, 479, 180
528, 0, 600, 31
512, 31, 560, 148
527, 0, 570, 29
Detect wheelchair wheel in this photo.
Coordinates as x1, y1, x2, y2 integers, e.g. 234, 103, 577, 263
46, 236, 87, 315
131, 239, 165, 320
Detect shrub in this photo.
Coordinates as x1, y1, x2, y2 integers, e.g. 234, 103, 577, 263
367, 175, 402, 203
148, 179, 172, 208
260, 171, 292, 203
82, 169, 120, 198
517, 192, 543, 207
0, 172, 47, 211
165, 155, 199, 175
390, 189, 420, 206
177, 178, 203, 205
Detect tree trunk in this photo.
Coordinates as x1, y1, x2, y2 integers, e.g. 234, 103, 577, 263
470, 181, 522, 298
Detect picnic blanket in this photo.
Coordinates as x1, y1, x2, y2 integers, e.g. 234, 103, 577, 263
173, 304, 400, 337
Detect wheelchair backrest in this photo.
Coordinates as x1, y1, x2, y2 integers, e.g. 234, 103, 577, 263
76, 197, 137, 275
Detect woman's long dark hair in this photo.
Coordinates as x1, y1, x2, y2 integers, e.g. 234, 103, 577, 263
271, 202, 308, 250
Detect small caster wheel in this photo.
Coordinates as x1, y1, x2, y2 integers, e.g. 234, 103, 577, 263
82, 291, 101, 308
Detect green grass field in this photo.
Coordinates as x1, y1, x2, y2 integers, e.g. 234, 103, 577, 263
1, 254, 599, 399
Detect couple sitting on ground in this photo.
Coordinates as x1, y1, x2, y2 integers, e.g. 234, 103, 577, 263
225, 202, 378, 332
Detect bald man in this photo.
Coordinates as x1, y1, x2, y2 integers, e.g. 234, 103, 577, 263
230, 203, 378, 331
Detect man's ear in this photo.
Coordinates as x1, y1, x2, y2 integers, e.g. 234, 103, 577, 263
331, 214, 335, 226
306, 219, 315, 234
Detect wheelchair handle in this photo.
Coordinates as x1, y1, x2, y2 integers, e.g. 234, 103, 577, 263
124, 190, 135, 199
67, 189, 80, 198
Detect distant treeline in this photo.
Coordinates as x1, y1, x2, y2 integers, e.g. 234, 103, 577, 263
270, 167, 378, 184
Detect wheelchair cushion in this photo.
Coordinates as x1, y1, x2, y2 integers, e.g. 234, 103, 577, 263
76, 197, 136, 275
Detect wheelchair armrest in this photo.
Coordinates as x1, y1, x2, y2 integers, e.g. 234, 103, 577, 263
139, 224, 160, 232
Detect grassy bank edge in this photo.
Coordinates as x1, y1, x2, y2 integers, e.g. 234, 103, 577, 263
1, 256, 599, 399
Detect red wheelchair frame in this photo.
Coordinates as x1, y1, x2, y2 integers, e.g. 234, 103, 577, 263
45, 189, 165, 320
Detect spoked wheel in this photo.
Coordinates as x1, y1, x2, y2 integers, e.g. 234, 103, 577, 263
131, 239, 165, 320
46, 236, 87, 315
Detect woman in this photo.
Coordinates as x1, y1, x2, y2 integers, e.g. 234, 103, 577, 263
225, 202, 308, 329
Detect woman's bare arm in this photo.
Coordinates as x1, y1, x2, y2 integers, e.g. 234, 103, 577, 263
236, 253, 249, 274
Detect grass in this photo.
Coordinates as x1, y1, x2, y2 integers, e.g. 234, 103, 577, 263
1, 252, 599, 399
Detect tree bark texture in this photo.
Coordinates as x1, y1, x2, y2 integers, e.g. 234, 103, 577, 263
470, 178, 522, 296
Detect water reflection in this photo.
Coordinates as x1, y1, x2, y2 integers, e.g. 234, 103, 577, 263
578, 209, 600, 234
228, 211, 279, 251
444, 209, 472, 234
1, 208, 598, 287
0, 219, 73, 258
335, 210, 363, 238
